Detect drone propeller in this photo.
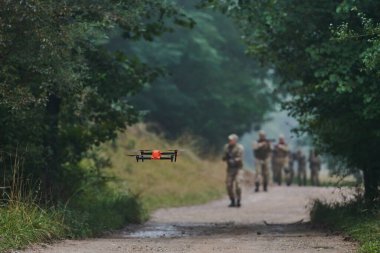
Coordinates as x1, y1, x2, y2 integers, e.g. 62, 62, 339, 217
126, 149, 152, 152
127, 149, 185, 152
126, 149, 185, 163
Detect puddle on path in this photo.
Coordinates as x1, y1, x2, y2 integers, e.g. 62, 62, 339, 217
115, 222, 310, 239
127, 224, 182, 238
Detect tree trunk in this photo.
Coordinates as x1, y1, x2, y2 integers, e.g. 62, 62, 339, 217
363, 168, 379, 204
43, 94, 61, 201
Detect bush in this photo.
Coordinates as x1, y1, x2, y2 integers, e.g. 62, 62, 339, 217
65, 190, 146, 238
0, 186, 144, 251
310, 195, 380, 253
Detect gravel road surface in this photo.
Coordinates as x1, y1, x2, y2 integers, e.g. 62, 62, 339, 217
24, 186, 357, 253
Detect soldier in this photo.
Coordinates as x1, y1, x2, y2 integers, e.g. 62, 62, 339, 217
272, 135, 289, 186
271, 148, 278, 184
222, 134, 244, 207
296, 149, 307, 186
253, 130, 271, 192
309, 149, 321, 186
285, 152, 295, 186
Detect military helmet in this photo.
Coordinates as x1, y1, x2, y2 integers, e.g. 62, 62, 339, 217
228, 134, 239, 141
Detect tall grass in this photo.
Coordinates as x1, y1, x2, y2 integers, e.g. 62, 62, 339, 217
64, 189, 145, 238
0, 189, 144, 252
0, 150, 66, 252
0, 203, 66, 252
0, 125, 226, 252
102, 124, 226, 211
0, 149, 145, 252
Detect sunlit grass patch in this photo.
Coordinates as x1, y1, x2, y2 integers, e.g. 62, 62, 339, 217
102, 124, 226, 212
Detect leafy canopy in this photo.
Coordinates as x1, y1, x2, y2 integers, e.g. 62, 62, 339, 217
0, 0, 191, 200
201, 0, 380, 200
111, 1, 274, 149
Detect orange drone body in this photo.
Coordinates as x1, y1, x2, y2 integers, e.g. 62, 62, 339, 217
127, 149, 179, 162
151, 150, 161, 160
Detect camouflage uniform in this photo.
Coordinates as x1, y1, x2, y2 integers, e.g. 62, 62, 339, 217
296, 151, 307, 186
253, 139, 271, 191
285, 152, 295, 186
272, 142, 289, 186
309, 150, 321, 186
222, 143, 244, 204
271, 149, 277, 183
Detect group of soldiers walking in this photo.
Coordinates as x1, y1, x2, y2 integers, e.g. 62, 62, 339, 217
222, 131, 321, 207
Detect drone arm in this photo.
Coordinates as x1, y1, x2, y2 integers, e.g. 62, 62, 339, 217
161, 152, 176, 155
159, 157, 172, 160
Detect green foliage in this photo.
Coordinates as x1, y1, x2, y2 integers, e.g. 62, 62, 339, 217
310, 197, 380, 253
0, 149, 145, 251
0, 124, 228, 252
0, 189, 145, 252
110, 1, 274, 149
0, 0, 191, 200
0, 203, 66, 252
203, 0, 380, 201
64, 189, 146, 238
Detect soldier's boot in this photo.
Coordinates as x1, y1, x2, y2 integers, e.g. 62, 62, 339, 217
228, 198, 235, 207
286, 175, 291, 186
263, 183, 268, 192
236, 199, 241, 207
255, 182, 259, 192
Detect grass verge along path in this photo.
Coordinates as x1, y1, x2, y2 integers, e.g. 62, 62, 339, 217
311, 197, 380, 253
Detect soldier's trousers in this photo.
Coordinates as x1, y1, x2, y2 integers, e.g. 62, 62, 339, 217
311, 169, 320, 186
255, 158, 269, 188
273, 160, 287, 185
297, 167, 307, 186
226, 168, 242, 200
284, 166, 294, 186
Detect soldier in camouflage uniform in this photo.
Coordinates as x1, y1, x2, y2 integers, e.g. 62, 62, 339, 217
272, 135, 289, 186
271, 149, 277, 184
296, 149, 307, 186
222, 134, 244, 207
253, 130, 271, 192
309, 149, 321, 186
285, 151, 295, 186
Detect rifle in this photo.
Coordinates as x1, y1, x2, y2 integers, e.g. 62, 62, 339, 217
224, 149, 242, 167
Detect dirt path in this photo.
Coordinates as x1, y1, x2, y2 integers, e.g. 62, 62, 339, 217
24, 186, 357, 253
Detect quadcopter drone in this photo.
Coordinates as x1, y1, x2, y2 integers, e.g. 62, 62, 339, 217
127, 149, 179, 162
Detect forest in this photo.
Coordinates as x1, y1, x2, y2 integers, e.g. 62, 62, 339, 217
201, 0, 380, 202
0, 0, 379, 252
0, 0, 274, 202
